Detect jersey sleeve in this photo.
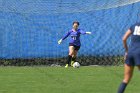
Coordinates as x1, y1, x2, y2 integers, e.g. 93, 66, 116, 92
79, 29, 86, 35
62, 31, 71, 40
129, 24, 135, 33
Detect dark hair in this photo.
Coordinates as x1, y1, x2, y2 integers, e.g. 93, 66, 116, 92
73, 21, 80, 26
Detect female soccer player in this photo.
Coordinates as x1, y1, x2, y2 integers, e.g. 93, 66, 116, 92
118, 23, 140, 93
58, 21, 91, 68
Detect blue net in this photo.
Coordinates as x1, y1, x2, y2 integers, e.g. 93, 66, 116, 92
0, 0, 140, 65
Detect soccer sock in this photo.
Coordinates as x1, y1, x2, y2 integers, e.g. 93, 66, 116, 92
118, 82, 127, 93
67, 55, 72, 65
72, 57, 76, 62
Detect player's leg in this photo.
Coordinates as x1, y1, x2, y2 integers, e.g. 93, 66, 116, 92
118, 64, 134, 93
123, 64, 134, 83
71, 46, 80, 66
65, 46, 74, 68
71, 50, 78, 66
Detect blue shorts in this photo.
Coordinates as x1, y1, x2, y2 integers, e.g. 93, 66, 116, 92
69, 43, 80, 51
125, 52, 140, 66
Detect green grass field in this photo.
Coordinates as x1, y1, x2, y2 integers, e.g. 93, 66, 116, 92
0, 66, 139, 93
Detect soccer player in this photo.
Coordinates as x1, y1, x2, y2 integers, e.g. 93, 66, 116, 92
118, 23, 140, 93
58, 21, 91, 68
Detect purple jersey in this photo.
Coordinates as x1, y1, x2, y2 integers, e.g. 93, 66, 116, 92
62, 29, 86, 46
129, 23, 140, 53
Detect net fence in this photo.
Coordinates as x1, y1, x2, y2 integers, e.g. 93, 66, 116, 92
0, 0, 140, 66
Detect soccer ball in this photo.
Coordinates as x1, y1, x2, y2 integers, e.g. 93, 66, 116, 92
73, 62, 80, 68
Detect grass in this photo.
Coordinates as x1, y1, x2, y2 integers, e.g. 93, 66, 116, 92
0, 66, 139, 93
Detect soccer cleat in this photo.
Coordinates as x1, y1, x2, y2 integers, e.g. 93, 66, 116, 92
71, 61, 74, 66
65, 64, 68, 68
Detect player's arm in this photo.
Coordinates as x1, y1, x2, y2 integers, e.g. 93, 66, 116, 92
86, 32, 92, 34
80, 30, 92, 35
58, 31, 70, 44
122, 29, 132, 60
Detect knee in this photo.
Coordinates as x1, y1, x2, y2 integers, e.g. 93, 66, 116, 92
72, 55, 76, 58
69, 52, 73, 56
69, 53, 76, 57
123, 78, 131, 84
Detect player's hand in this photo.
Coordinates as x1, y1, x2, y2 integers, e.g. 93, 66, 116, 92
124, 52, 128, 61
58, 39, 62, 44
86, 32, 92, 34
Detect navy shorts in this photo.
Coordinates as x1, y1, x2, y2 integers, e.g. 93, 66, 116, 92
69, 43, 80, 51
125, 52, 140, 66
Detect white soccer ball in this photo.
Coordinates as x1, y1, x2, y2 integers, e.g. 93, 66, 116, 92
73, 62, 80, 68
